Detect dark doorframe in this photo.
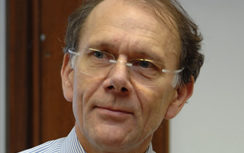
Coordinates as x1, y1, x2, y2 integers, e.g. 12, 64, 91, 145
7, 0, 33, 152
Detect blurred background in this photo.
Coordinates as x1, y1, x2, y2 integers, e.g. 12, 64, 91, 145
170, 0, 244, 153
1, 0, 244, 153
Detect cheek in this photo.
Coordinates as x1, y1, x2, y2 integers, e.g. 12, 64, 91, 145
72, 71, 105, 123
136, 83, 173, 131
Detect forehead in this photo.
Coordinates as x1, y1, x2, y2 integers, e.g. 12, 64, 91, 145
80, 0, 181, 66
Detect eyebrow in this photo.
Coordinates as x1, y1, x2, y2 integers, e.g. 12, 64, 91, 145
88, 41, 117, 51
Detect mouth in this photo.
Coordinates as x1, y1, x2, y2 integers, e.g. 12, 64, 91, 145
94, 106, 133, 121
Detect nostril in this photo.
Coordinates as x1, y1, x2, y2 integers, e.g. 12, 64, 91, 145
121, 87, 128, 92
106, 85, 129, 94
107, 85, 114, 90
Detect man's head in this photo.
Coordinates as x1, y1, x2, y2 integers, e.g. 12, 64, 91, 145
61, 0, 204, 152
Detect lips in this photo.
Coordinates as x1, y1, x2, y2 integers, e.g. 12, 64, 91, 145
97, 106, 132, 114
94, 106, 133, 121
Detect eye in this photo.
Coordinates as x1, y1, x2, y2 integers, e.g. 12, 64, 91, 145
133, 59, 157, 69
92, 50, 104, 59
138, 60, 151, 68
87, 48, 115, 65
88, 48, 111, 60
131, 59, 161, 78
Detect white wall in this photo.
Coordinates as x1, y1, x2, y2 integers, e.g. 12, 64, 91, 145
170, 0, 244, 153
0, 0, 6, 152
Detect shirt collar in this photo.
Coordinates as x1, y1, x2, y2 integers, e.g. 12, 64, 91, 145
61, 127, 86, 153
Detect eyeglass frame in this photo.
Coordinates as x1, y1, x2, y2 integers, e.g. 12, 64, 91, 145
67, 48, 184, 87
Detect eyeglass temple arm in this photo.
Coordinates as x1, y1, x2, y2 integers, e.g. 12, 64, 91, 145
162, 68, 184, 74
68, 49, 80, 56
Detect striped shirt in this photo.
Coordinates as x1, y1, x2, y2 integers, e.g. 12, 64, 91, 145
20, 127, 156, 153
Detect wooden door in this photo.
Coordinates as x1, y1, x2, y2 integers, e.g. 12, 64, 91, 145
8, 0, 168, 152
34, 0, 81, 144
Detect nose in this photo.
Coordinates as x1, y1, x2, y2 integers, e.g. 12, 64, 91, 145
103, 56, 132, 96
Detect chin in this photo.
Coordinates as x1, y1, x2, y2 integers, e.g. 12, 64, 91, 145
90, 125, 140, 151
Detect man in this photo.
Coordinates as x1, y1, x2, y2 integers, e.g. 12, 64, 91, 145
21, 0, 204, 152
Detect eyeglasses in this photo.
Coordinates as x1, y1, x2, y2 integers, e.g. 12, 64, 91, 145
68, 48, 183, 87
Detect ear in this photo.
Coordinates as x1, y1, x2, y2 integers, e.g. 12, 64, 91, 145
61, 53, 74, 102
164, 76, 194, 120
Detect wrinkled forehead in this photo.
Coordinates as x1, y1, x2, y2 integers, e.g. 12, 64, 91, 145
81, 0, 181, 54
88, 0, 179, 35
125, 0, 180, 32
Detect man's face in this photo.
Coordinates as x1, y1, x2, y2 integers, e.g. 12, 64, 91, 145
62, 0, 183, 152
